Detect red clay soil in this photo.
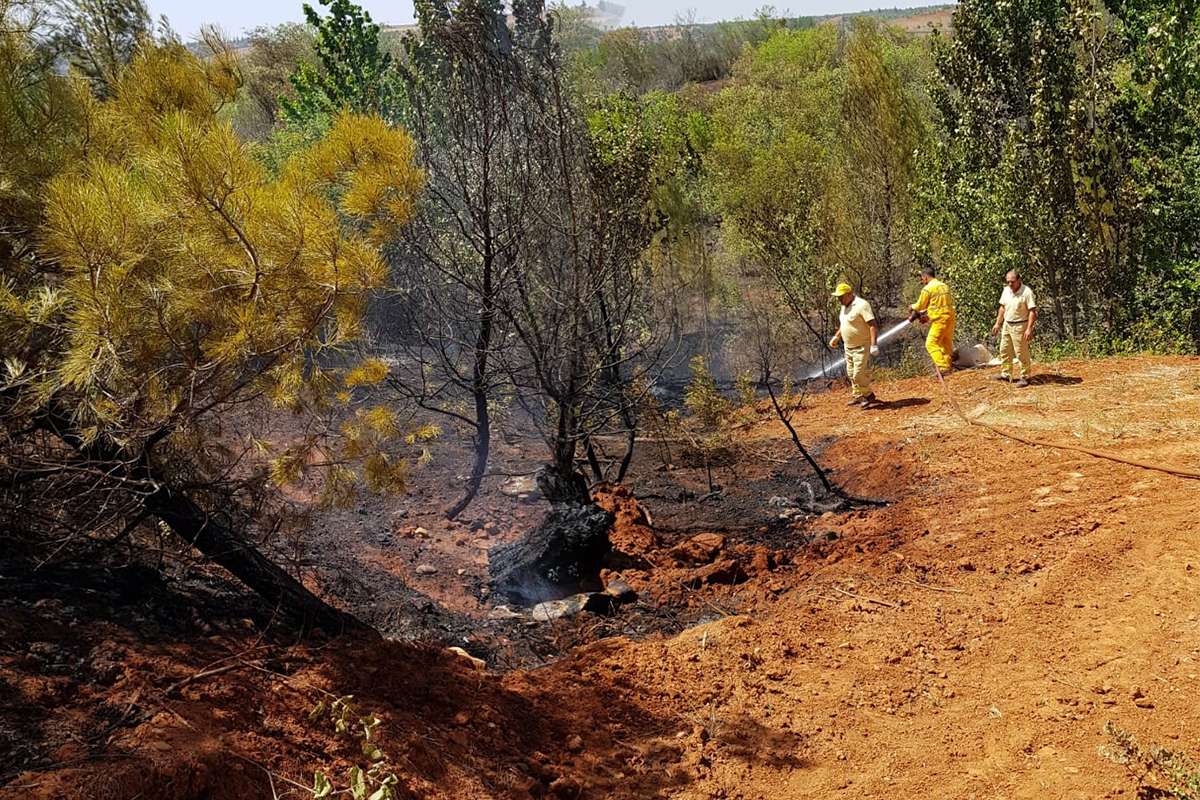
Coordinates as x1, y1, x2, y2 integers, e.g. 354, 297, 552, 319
3, 355, 1199, 799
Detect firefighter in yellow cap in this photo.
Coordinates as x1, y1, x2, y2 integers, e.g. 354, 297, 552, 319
828, 282, 880, 407
908, 265, 956, 373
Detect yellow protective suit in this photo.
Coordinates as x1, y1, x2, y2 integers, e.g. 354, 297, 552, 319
911, 278, 956, 371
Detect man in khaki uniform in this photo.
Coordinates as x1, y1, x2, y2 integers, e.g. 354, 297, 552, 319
828, 282, 880, 407
990, 270, 1037, 387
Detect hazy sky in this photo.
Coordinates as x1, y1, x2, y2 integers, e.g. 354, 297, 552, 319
147, 1, 941, 40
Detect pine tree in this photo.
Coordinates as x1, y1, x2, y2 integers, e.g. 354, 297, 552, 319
1, 30, 424, 630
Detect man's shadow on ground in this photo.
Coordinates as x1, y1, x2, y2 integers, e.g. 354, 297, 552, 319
870, 397, 931, 411
1028, 373, 1083, 386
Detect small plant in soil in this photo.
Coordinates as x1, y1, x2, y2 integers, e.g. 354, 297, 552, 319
681, 356, 740, 493
1100, 721, 1200, 799
309, 695, 400, 799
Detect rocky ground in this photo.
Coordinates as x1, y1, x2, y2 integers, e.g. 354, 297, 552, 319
2, 354, 1199, 799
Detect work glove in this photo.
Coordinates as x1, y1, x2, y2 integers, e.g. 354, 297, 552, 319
870, 345, 880, 357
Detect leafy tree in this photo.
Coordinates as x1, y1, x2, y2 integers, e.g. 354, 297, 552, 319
1103, 0, 1200, 349
918, 0, 1118, 337
596, 91, 723, 351
1, 32, 424, 630
706, 25, 842, 346
281, 0, 402, 126
831, 17, 929, 308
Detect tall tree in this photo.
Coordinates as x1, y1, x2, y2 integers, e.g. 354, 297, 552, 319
918, 0, 1106, 336
831, 17, 929, 309
706, 25, 842, 348
507, 70, 660, 495
1, 35, 424, 631
389, 0, 545, 518
1102, 0, 1200, 348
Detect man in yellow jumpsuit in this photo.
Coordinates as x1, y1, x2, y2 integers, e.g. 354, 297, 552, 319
908, 265, 956, 372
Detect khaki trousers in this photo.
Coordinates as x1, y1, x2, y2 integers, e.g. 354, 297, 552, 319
845, 345, 873, 398
999, 320, 1031, 378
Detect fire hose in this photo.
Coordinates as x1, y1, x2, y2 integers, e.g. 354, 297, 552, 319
930, 363, 1200, 481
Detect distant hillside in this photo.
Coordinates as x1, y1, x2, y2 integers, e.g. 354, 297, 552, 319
627, 4, 954, 41
208, 3, 955, 54
843, 4, 955, 34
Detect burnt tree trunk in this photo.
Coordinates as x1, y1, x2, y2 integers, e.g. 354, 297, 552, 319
446, 254, 497, 520
536, 463, 590, 505
144, 486, 372, 635
488, 500, 613, 605
41, 405, 373, 637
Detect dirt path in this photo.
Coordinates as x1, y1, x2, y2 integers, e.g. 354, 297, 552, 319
514, 355, 1200, 799
4, 355, 1198, 799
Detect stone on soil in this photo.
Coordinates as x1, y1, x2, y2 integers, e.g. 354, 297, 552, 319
530, 592, 616, 621
486, 605, 523, 621
447, 646, 485, 671
602, 577, 638, 604
499, 475, 540, 499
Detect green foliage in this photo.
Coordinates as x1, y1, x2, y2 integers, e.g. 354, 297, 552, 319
309, 696, 400, 800
706, 22, 929, 332
281, 0, 402, 126
1101, 721, 1200, 799
230, 23, 316, 139
1105, 0, 1200, 350
561, 9, 802, 96
684, 355, 731, 428
588, 90, 727, 337
253, 111, 331, 175
918, 0, 1199, 350
833, 17, 930, 305
918, 0, 1107, 337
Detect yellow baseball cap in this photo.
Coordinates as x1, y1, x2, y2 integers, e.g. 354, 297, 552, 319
831, 282, 853, 298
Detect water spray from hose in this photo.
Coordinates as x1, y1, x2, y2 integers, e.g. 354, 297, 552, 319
803, 318, 913, 381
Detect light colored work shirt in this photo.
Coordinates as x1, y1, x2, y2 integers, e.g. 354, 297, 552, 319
912, 278, 954, 321
999, 283, 1036, 323
839, 296, 876, 349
